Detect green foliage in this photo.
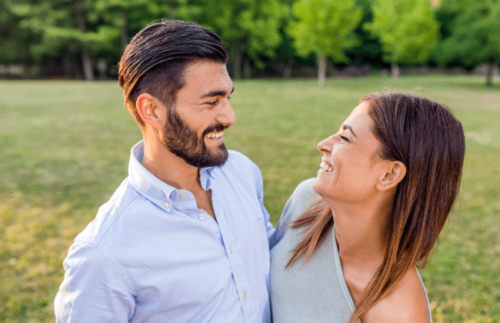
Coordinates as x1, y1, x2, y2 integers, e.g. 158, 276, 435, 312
10, 0, 94, 58
344, 0, 386, 67
0, 0, 39, 66
288, 0, 362, 61
434, 0, 500, 68
367, 0, 439, 65
1, 0, 498, 80
93, 0, 173, 51
186, 0, 288, 69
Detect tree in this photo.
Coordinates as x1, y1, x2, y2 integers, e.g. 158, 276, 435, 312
288, 0, 362, 87
184, 0, 288, 80
274, 0, 298, 78
91, 0, 176, 79
367, 0, 439, 78
10, 0, 107, 81
94, 0, 174, 53
75, 0, 94, 80
0, 0, 40, 78
434, 0, 500, 86
344, 0, 386, 68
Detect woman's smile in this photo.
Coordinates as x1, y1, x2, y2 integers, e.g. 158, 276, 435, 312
319, 159, 334, 173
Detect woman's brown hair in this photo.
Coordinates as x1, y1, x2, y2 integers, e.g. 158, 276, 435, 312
286, 92, 465, 322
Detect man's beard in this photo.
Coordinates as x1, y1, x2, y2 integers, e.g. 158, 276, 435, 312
160, 107, 229, 168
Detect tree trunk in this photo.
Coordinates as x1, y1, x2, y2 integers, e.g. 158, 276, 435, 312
391, 59, 400, 79
486, 56, 495, 87
317, 51, 326, 88
97, 59, 107, 80
22, 63, 30, 79
243, 57, 251, 79
120, 9, 128, 52
231, 44, 241, 80
75, 0, 94, 81
80, 46, 94, 81
283, 57, 293, 79
63, 56, 73, 79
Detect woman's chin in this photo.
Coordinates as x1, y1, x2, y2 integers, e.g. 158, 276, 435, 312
312, 176, 329, 197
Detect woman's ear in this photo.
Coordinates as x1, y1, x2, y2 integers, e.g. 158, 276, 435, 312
136, 94, 162, 130
376, 161, 406, 191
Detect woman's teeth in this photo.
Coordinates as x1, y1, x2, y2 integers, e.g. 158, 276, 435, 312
206, 131, 223, 139
320, 162, 334, 173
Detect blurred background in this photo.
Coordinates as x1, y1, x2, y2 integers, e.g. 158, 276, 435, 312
0, 0, 499, 322
0, 0, 499, 84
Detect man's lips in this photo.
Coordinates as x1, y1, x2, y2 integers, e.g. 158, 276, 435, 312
206, 130, 223, 140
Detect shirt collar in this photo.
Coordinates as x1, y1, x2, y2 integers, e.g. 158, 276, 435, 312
128, 141, 216, 210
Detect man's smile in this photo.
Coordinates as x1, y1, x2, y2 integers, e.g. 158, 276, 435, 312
206, 130, 224, 140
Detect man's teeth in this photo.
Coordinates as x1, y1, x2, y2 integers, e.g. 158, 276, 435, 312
320, 162, 334, 173
206, 131, 223, 139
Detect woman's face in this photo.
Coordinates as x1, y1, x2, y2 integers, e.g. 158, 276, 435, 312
313, 101, 387, 204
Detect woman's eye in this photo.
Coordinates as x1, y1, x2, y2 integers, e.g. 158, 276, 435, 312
340, 135, 350, 143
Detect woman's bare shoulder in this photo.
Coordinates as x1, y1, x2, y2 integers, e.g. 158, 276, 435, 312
363, 267, 430, 323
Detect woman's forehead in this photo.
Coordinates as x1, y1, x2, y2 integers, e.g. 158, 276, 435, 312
343, 101, 372, 133
347, 101, 370, 120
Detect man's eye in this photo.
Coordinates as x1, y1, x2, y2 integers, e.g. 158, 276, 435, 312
207, 100, 217, 105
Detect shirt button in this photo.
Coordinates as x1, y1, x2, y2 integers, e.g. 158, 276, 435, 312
230, 248, 233, 254
243, 292, 247, 299
163, 202, 169, 208
198, 214, 205, 220
180, 194, 186, 199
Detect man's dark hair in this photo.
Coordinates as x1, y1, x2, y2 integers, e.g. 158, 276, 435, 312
118, 20, 228, 128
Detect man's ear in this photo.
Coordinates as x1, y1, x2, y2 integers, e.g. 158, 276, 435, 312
376, 161, 406, 191
136, 94, 163, 131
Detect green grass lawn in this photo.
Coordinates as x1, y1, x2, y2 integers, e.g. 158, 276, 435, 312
1, 75, 499, 322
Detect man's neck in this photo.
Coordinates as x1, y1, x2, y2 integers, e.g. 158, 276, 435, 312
141, 137, 202, 192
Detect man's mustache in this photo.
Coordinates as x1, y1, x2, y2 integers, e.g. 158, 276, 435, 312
202, 123, 228, 138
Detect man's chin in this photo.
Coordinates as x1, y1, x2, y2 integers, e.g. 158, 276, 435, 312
206, 145, 229, 167
180, 144, 228, 168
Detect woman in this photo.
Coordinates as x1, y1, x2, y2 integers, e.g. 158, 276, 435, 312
269, 92, 465, 323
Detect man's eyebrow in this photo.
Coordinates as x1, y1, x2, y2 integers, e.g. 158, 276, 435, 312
200, 87, 234, 99
343, 124, 357, 137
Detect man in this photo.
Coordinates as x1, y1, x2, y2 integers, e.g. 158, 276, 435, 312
55, 20, 274, 322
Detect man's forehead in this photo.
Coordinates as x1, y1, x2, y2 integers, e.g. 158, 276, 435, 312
183, 61, 232, 94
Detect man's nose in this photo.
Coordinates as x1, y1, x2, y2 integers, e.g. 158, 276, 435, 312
216, 100, 237, 127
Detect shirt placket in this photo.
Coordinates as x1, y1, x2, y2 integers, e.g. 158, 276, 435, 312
211, 190, 257, 323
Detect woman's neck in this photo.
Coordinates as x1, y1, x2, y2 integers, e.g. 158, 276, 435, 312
328, 196, 393, 268
325, 196, 395, 304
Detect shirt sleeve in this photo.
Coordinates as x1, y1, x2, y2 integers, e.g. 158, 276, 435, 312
268, 193, 294, 250
269, 178, 319, 250
54, 242, 135, 322
255, 164, 276, 240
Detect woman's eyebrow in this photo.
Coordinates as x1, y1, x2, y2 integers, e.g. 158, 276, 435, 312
343, 124, 357, 137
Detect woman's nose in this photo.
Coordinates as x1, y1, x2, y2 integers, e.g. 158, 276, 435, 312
317, 136, 334, 154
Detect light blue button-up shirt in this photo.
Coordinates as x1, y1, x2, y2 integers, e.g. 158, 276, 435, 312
55, 141, 274, 323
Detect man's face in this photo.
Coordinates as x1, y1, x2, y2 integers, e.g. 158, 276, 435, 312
160, 60, 236, 168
